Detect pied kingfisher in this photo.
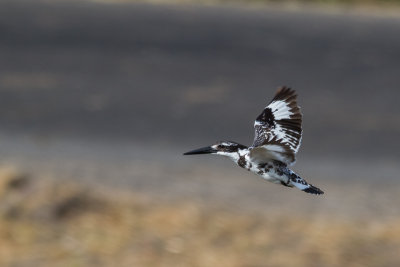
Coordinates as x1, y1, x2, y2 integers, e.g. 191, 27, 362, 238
184, 87, 323, 195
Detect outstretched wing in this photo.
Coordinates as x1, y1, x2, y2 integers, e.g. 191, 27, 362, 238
249, 87, 302, 165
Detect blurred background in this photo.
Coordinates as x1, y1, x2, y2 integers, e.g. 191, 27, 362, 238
0, 0, 399, 266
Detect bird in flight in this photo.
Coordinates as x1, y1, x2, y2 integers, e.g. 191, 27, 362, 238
184, 87, 324, 195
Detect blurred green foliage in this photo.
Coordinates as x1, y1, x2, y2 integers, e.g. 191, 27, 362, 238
99, 0, 400, 7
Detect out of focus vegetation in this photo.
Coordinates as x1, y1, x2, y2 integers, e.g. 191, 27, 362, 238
0, 166, 399, 267
91, 0, 400, 9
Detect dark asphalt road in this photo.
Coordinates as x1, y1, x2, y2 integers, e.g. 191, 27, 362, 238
0, 1, 400, 160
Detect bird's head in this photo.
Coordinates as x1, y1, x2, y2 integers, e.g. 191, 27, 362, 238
183, 141, 248, 157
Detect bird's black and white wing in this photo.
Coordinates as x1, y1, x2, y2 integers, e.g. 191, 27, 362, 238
249, 87, 302, 165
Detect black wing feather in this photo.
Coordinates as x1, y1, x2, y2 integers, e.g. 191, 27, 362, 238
250, 87, 303, 165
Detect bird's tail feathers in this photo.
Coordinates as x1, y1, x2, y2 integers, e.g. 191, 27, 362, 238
302, 184, 324, 195
290, 176, 324, 195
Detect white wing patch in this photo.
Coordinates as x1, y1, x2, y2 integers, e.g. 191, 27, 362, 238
268, 100, 294, 120
263, 144, 285, 153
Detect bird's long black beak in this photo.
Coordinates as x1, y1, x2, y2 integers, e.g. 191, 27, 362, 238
183, 146, 217, 155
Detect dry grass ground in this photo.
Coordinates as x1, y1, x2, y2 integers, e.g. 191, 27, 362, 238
0, 166, 399, 267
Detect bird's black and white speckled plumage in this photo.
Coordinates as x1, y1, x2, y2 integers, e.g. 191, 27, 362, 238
184, 87, 324, 195
251, 87, 302, 165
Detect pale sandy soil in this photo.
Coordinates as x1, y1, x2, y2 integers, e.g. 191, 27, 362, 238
0, 164, 399, 267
